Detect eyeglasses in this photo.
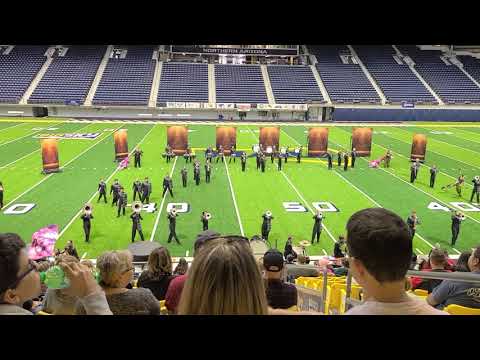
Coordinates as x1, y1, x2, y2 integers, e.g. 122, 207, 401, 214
0, 259, 37, 295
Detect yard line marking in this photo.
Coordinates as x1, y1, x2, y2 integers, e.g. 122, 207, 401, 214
150, 156, 178, 241
452, 248, 461, 255
246, 126, 258, 142
0, 126, 49, 148
415, 248, 425, 255
81, 252, 87, 260
280, 170, 336, 244
322, 249, 328, 255
224, 159, 245, 236
0, 123, 25, 133
58, 125, 155, 239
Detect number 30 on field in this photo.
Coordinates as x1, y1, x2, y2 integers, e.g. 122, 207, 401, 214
283, 202, 339, 213
428, 202, 480, 212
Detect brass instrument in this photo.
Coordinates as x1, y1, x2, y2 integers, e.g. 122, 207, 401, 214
205, 212, 212, 220
132, 201, 142, 213
84, 203, 92, 215
265, 210, 272, 218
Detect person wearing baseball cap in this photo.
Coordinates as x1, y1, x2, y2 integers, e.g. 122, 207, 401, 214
263, 249, 297, 309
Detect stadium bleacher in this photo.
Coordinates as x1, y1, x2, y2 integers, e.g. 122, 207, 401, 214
0, 46, 48, 104
398, 45, 480, 104
215, 64, 268, 104
29, 46, 106, 105
309, 45, 381, 104
157, 62, 209, 103
267, 65, 325, 104
353, 45, 437, 104
93, 46, 156, 106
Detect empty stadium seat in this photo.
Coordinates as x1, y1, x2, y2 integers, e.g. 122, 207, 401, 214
444, 304, 480, 315
157, 62, 208, 103
215, 64, 268, 104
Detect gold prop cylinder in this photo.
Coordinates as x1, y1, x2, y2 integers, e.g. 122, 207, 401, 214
114, 129, 129, 160
41, 138, 60, 173
307, 127, 329, 157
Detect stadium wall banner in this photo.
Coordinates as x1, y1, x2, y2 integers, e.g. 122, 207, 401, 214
308, 127, 329, 157
351, 128, 373, 157
34, 132, 101, 140
203, 103, 216, 109
41, 138, 60, 173
217, 103, 235, 109
411, 133, 427, 162
113, 129, 129, 161
259, 127, 280, 149
185, 102, 201, 109
216, 127, 237, 155
235, 103, 251, 111
170, 45, 299, 56
167, 126, 188, 155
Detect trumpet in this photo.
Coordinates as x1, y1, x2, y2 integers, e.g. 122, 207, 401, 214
132, 201, 142, 213
205, 212, 212, 220
170, 208, 178, 217
84, 203, 93, 215
265, 210, 272, 218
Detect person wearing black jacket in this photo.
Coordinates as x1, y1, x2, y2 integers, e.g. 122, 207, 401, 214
351, 148, 357, 168
343, 152, 349, 171
130, 211, 144, 242
327, 153, 332, 170
311, 210, 324, 244
205, 163, 211, 183
162, 175, 173, 197
277, 154, 282, 171
261, 212, 274, 241
406, 211, 420, 239
132, 179, 142, 201
167, 210, 180, 244
97, 179, 107, 203
430, 165, 438, 188
470, 176, 480, 203
284, 236, 297, 261
142, 177, 152, 203
337, 151, 342, 167
451, 210, 465, 246
410, 159, 420, 183
181, 167, 188, 187
241, 152, 247, 172
194, 164, 201, 186
333, 236, 347, 258
296, 147, 302, 163
201, 211, 209, 231
260, 153, 266, 173
110, 179, 121, 206
133, 148, 143, 168
256, 152, 261, 170
117, 188, 127, 217
64, 240, 79, 260
81, 211, 93, 243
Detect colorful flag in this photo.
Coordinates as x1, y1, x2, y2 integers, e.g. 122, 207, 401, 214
28, 225, 58, 260
118, 156, 129, 170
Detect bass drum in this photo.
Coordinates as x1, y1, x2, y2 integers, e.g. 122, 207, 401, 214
250, 239, 268, 260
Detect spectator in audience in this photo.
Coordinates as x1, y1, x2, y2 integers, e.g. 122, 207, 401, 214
137, 247, 175, 301
284, 236, 297, 261
64, 240, 79, 260
411, 248, 450, 293
42, 254, 81, 315
343, 208, 446, 315
454, 251, 471, 272
0, 233, 112, 315
178, 236, 268, 315
333, 235, 347, 258
80, 259, 95, 271
76, 250, 159, 315
263, 249, 297, 309
286, 254, 320, 280
173, 258, 188, 276
165, 230, 220, 314
427, 245, 480, 310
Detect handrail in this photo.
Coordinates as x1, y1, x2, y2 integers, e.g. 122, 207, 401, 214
406, 270, 480, 284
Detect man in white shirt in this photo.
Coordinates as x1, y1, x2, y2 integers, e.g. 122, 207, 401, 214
343, 208, 447, 315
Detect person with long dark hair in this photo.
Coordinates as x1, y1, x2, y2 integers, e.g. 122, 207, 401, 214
137, 247, 175, 301
454, 251, 472, 272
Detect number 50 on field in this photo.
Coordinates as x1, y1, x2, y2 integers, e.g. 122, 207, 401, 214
283, 202, 339, 213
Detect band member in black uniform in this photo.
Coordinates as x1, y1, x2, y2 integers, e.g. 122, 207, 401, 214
296, 146, 302, 163
311, 209, 324, 244
81, 206, 93, 243
205, 162, 212, 183
451, 210, 465, 246
97, 179, 107, 203
241, 152, 247, 172
261, 211, 274, 241
117, 187, 127, 217
130, 209, 144, 242
110, 179, 121, 206
271, 145, 276, 164
384, 149, 392, 168
337, 151, 342, 167
181, 167, 188, 187
285, 146, 289, 163
471, 176, 480, 203
410, 159, 420, 183
216, 145, 224, 163
142, 177, 152, 203
277, 153, 282, 171
351, 148, 357, 168
443, 174, 465, 197
185, 147, 192, 163
201, 211, 210, 231
327, 152, 333, 170
133, 148, 143, 168
206, 146, 213, 163
165, 145, 172, 163
256, 151, 261, 170
429, 165, 438, 188
167, 209, 181, 244
343, 152, 349, 171
406, 210, 420, 239
194, 164, 201, 186
162, 175, 173, 197
260, 153, 266, 173
0, 181, 3, 209
132, 179, 142, 201
229, 144, 236, 163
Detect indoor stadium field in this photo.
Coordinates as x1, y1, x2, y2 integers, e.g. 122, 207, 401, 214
1, 118, 479, 259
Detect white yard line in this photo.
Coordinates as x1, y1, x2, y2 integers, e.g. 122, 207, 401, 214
58, 125, 155, 238
0, 123, 25, 133
322, 249, 328, 255
149, 156, 178, 241
415, 248, 425, 255
246, 125, 258, 142
452, 248, 461, 255
0, 128, 47, 148
280, 170, 336, 244
224, 159, 245, 236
